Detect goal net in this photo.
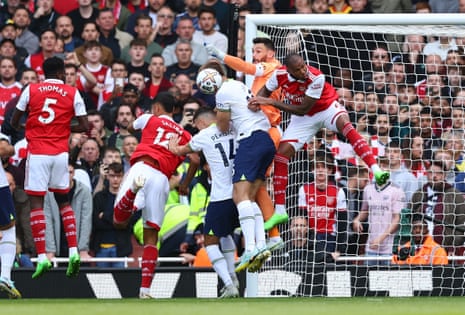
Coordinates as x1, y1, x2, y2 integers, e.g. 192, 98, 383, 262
244, 14, 465, 297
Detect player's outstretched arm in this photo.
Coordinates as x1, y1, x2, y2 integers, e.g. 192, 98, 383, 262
0, 138, 14, 158
168, 134, 194, 156
249, 94, 317, 116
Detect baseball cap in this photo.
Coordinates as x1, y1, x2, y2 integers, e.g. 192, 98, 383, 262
123, 83, 139, 94
1, 19, 18, 31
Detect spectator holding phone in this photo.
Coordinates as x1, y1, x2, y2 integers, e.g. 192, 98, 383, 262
92, 147, 122, 196
179, 97, 202, 135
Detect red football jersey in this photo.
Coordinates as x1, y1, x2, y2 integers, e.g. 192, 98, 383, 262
272, 65, 338, 116
130, 114, 192, 178
16, 79, 87, 155
29, 53, 45, 82
0, 82, 22, 124
77, 64, 108, 106
299, 183, 342, 234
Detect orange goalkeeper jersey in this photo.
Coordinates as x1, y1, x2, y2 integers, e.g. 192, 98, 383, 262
224, 55, 282, 127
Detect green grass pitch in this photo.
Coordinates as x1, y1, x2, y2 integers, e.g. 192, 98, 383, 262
1, 297, 464, 315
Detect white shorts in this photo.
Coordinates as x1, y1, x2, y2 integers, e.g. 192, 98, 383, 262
281, 101, 347, 151
115, 161, 169, 230
25, 152, 69, 196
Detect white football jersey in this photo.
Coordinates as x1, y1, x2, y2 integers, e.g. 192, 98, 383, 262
215, 79, 270, 141
189, 123, 236, 202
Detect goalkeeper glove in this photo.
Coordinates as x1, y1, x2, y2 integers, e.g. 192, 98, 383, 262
204, 43, 226, 61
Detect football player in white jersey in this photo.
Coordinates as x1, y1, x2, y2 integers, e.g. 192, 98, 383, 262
0, 134, 21, 298
202, 60, 276, 273
169, 107, 240, 297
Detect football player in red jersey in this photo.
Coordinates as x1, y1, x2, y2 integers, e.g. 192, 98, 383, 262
249, 53, 389, 230
112, 92, 191, 299
11, 57, 88, 279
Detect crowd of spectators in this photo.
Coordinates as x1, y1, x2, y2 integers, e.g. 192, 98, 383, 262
1, 0, 465, 270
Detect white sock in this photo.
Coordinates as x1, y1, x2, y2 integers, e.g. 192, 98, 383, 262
237, 200, 255, 252
269, 236, 282, 244
69, 247, 78, 257
37, 253, 48, 262
0, 226, 16, 280
206, 244, 232, 287
275, 204, 286, 215
252, 202, 266, 249
140, 287, 150, 294
371, 164, 381, 173
220, 235, 236, 275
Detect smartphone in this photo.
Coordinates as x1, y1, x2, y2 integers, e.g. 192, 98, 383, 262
54, 53, 66, 60
115, 78, 125, 88
184, 108, 195, 116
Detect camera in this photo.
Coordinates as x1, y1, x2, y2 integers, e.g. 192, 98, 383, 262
184, 108, 195, 116
397, 246, 411, 261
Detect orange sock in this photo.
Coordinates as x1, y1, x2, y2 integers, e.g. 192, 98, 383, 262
256, 185, 280, 238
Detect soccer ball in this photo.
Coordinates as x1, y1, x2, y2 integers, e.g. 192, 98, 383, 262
196, 68, 223, 94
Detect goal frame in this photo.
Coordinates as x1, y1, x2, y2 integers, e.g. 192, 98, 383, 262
244, 13, 465, 87
243, 13, 465, 298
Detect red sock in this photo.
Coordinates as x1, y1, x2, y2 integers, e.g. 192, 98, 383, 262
113, 189, 137, 224
274, 153, 290, 206
141, 244, 158, 289
342, 122, 377, 168
59, 205, 78, 248
30, 208, 46, 255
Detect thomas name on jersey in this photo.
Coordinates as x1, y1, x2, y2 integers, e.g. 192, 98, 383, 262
38, 84, 68, 97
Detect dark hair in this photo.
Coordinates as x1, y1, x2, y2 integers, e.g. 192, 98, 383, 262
40, 28, 57, 39
83, 40, 102, 50
43, 56, 65, 79
116, 103, 136, 117
311, 150, 335, 174
346, 165, 369, 178
0, 56, 16, 69
284, 53, 303, 67
150, 52, 164, 60
111, 59, 127, 69
135, 14, 153, 26
429, 160, 448, 172
87, 109, 104, 119
130, 38, 147, 48
153, 91, 175, 113
107, 162, 123, 174
198, 5, 216, 18
253, 37, 275, 51
193, 106, 215, 121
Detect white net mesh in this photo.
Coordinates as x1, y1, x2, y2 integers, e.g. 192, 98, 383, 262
248, 15, 465, 297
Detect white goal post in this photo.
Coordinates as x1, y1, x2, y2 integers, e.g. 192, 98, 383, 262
243, 14, 465, 298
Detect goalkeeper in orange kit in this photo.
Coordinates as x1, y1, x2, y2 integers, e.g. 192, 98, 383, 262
206, 37, 286, 251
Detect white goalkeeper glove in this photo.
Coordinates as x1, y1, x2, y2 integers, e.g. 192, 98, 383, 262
204, 43, 226, 61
